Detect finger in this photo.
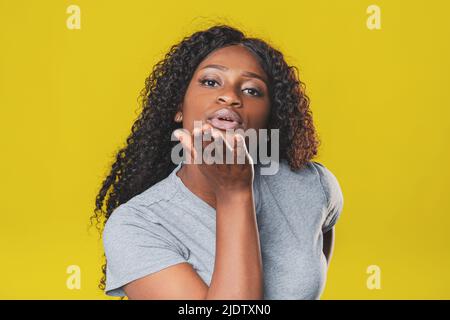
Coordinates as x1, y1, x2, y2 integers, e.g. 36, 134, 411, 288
235, 133, 253, 165
202, 122, 213, 132
210, 128, 236, 164
234, 133, 246, 164
219, 129, 235, 153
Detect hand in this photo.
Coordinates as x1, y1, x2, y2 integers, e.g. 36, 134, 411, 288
173, 123, 254, 196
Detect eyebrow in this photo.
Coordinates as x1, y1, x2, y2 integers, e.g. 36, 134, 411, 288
200, 64, 267, 84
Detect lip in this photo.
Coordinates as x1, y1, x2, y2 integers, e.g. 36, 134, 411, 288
206, 108, 243, 130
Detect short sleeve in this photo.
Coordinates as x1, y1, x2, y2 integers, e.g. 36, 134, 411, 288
102, 204, 188, 297
312, 162, 344, 233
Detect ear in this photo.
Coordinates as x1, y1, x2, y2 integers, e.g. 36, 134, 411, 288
174, 109, 183, 123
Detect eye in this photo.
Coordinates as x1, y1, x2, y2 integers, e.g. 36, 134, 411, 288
199, 78, 220, 87
243, 88, 262, 97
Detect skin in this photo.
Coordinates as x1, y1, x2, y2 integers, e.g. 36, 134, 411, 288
123, 44, 335, 300
175, 44, 271, 209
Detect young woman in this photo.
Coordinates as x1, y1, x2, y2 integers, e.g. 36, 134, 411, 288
92, 24, 344, 300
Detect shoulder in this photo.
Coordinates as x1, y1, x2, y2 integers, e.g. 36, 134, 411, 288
259, 159, 327, 190
260, 159, 342, 197
102, 201, 183, 243
102, 174, 183, 255
104, 173, 179, 228
102, 202, 188, 296
309, 161, 344, 232
127, 174, 179, 211
102, 203, 147, 239
309, 161, 344, 208
258, 159, 344, 232
258, 159, 322, 205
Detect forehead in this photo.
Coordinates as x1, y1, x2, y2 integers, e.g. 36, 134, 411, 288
197, 45, 266, 77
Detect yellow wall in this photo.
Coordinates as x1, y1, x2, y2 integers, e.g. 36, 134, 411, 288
1, 0, 449, 299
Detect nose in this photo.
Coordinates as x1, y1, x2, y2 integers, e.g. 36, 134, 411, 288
216, 90, 242, 108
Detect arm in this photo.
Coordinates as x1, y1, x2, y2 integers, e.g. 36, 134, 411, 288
322, 226, 335, 265
123, 262, 209, 299
123, 190, 262, 300
206, 188, 263, 299
123, 126, 263, 300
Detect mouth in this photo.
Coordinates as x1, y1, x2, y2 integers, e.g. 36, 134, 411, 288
206, 108, 243, 130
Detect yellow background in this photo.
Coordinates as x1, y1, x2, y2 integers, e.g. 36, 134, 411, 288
1, 0, 449, 299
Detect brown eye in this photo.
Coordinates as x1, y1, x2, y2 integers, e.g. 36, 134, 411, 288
199, 78, 220, 87
243, 88, 262, 97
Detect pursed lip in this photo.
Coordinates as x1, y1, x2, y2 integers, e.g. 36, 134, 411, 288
207, 108, 242, 123
206, 109, 244, 131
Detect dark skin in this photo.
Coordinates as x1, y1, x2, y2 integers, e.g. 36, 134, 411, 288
175, 44, 271, 209
175, 44, 334, 265
122, 44, 334, 299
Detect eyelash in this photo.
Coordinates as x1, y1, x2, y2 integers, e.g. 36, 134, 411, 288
199, 78, 262, 97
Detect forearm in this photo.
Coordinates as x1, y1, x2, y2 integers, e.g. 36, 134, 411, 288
205, 189, 264, 300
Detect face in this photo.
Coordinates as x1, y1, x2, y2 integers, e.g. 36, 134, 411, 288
178, 44, 271, 134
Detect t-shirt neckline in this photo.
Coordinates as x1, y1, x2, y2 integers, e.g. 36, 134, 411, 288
170, 161, 261, 216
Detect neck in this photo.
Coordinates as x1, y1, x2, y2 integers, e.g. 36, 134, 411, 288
176, 163, 218, 209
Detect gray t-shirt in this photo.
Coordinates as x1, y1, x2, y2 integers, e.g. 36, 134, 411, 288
102, 159, 344, 299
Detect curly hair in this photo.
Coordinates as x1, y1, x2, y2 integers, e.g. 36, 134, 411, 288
91, 24, 320, 292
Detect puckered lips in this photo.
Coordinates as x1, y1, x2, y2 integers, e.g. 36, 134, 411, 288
206, 108, 243, 130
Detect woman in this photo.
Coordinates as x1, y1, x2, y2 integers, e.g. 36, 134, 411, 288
92, 24, 344, 300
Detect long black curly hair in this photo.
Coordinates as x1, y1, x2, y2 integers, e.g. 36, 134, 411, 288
91, 24, 320, 291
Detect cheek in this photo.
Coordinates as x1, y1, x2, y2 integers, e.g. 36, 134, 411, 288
183, 89, 208, 115
246, 102, 271, 129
